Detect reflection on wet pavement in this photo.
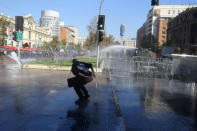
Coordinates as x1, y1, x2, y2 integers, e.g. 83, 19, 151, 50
0, 65, 196, 130
112, 76, 197, 131
0, 69, 124, 131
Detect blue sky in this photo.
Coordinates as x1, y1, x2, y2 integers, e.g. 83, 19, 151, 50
0, 0, 197, 40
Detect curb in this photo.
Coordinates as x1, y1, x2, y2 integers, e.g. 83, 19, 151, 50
23, 64, 102, 72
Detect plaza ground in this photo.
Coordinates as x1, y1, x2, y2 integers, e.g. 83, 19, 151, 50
0, 68, 196, 131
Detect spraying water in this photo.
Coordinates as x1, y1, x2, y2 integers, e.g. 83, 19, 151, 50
171, 54, 197, 81
100, 45, 172, 78
100, 45, 137, 77
8, 52, 22, 69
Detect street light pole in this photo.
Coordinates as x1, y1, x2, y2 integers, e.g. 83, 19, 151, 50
96, 0, 104, 74
17, 29, 22, 69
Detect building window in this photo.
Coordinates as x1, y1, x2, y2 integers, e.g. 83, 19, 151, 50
168, 10, 171, 14
173, 10, 175, 14
162, 36, 165, 39
29, 31, 31, 40
163, 22, 166, 25
178, 10, 180, 14
162, 31, 165, 34
35, 34, 37, 40
163, 26, 166, 29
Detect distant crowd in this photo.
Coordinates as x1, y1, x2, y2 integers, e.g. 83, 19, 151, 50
0, 48, 54, 58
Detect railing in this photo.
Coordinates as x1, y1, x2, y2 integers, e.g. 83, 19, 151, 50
101, 56, 172, 77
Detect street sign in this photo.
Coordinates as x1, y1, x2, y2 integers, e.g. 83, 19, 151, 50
9, 36, 12, 40
17, 32, 23, 41
9, 22, 12, 27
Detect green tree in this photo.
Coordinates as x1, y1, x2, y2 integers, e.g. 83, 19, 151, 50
164, 40, 181, 53
42, 41, 50, 50
104, 34, 115, 46
61, 39, 67, 49
140, 34, 156, 49
0, 17, 9, 46
85, 16, 117, 49
139, 34, 163, 55
85, 16, 98, 49
50, 36, 60, 51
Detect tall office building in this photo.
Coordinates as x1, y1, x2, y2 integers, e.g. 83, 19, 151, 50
137, 5, 197, 46
60, 26, 78, 44
40, 10, 60, 37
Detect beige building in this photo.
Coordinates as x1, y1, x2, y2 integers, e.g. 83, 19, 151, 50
77, 37, 87, 47
137, 5, 197, 46
123, 39, 136, 48
146, 5, 197, 37
60, 26, 78, 44
66, 26, 78, 44
0, 14, 52, 48
168, 7, 197, 54
23, 14, 52, 48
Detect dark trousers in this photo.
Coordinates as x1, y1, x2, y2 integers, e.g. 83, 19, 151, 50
73, 84, 89, 99
69, 76, 89, 99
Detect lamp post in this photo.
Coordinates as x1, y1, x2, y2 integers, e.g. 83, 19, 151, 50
96, 0, 104, 74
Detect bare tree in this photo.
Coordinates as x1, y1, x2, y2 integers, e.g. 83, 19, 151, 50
85, 16, 117, 49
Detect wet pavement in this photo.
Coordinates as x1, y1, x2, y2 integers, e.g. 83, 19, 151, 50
0, 64, 196, 131
112, 76, 197, 131
0, 69, 124, 131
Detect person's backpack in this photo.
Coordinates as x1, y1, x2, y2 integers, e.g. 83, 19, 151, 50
71, 62, 92, 77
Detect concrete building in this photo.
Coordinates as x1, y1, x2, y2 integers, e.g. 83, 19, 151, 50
137, 22, 146, 47
123, 39, 136, 48
23, 14, 52, 48
167, 7, 197, 54
60, 27, 67, 41
0, 14, 52, 48
0, 13, 15, 47
137, 5, 197, 46
60, 26, 78, 44
40, 10, 60, 37
77, 37, 87, 47
157, 18, 169, 45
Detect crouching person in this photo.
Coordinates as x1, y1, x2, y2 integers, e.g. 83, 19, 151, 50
67, 59, 96, 104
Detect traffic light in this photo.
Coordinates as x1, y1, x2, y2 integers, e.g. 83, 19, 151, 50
135, 48, 138, 55
15, 16, 24, 31
12, 31, 17, 41
98, 31, 104, 42
151, 0, 159, 6
97, 15, 105, 31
